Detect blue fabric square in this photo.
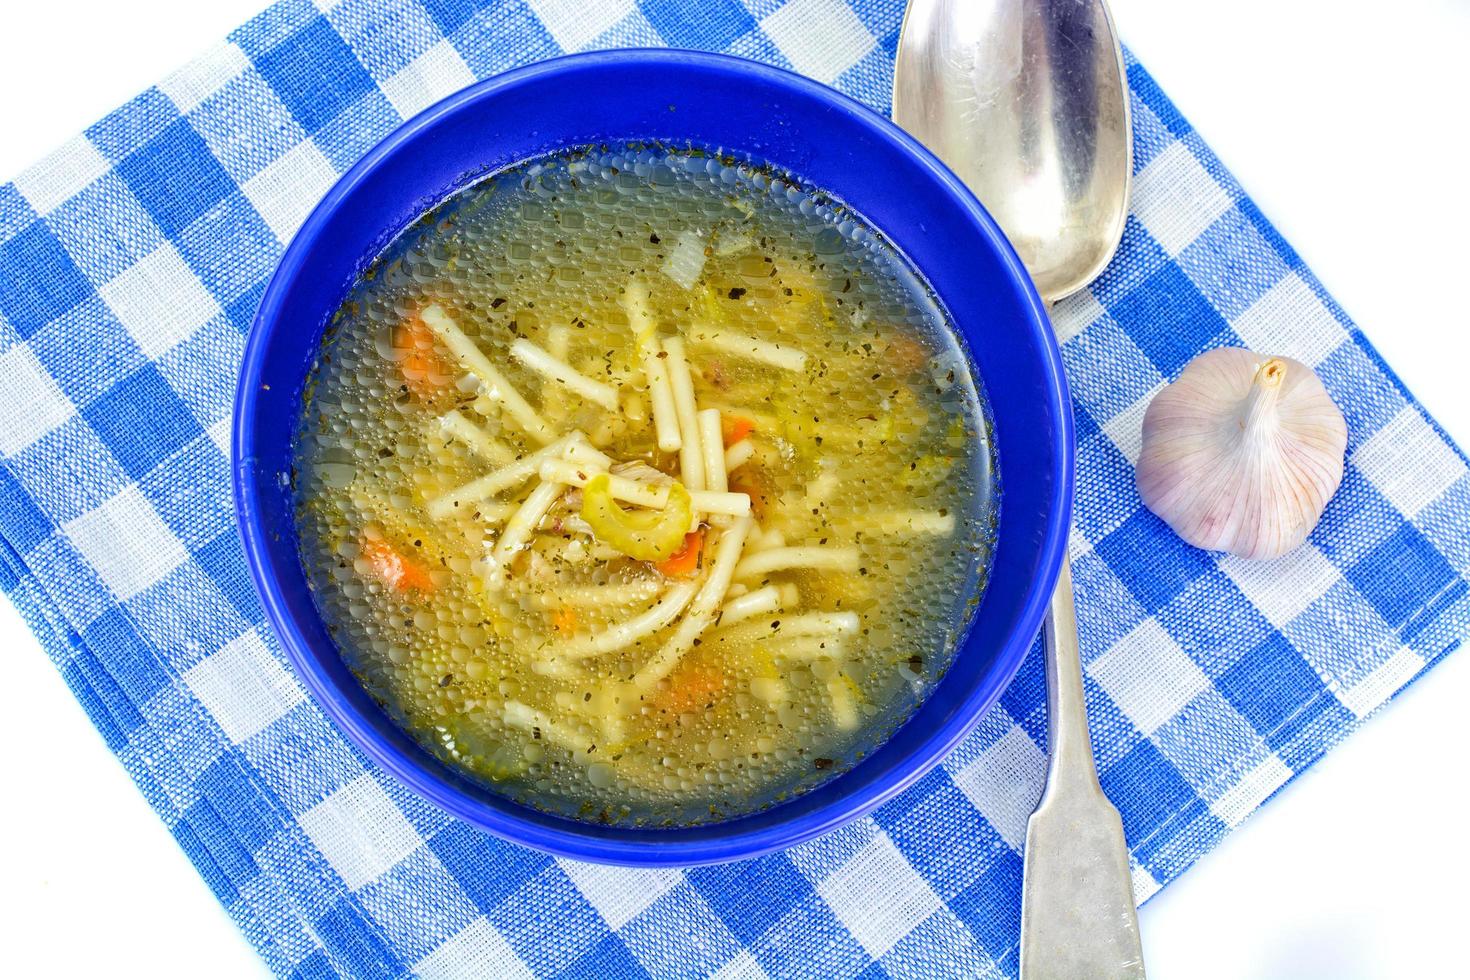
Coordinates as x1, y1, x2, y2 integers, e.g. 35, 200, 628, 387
689, 851, 813, 945
80, 607, 172, 706
1093, 509, 1216, 615
85, 88, 181, 162
116, 120, 234, 238
1100, 739, 1216, 868
419, 0, 477, 35
68, 645, 147, 737
182, 795, 262, 888
1346, 523, 1459, 629
57, 655, 127, 752
0, 220, 93, 337
561, 934, 650, 980
1216, 634, 1324, 738
196, 751, 290, 850
427, 822, 551, 913
195, 528, 264, 622
254, 18, 377, 133
82, 363, 203, 480
312, 899, 404, 978
327, 0, 443, 80
173, 815, 243, 905
947, 849, 1022, 964
455, 1, 560, 79
640, 0, 754, 50
488, 866, 603, 976
1109, 262, 1234, 378
0, 464, 53, 555
229, 0, 322, 60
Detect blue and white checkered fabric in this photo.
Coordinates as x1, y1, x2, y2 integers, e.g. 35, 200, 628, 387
2, 1, 1468, 977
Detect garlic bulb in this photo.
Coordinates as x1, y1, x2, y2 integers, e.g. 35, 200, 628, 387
1135, 349, 1347, 560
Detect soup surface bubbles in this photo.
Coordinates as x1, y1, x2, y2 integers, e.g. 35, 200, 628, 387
293, 144, 994, 825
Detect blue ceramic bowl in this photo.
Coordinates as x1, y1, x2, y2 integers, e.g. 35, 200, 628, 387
234, 49, 1071, 866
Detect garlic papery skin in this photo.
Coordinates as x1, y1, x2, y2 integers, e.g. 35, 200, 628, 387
1135, 349, 1347, 560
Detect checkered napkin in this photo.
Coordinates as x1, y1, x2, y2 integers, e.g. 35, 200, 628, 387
2, 1, 1467, 977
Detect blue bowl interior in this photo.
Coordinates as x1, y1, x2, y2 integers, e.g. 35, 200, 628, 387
235, 50, 1070, 866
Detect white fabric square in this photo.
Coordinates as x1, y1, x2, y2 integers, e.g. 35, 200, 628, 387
380, 40, 476, 119
1208, 754, 1291, 827
1353, 405, 1467, 518
525, 0, 633, 51
1052, 287, 1106, 345
241, 139, 339, 245
557, 860, 682, 929
1230, 272, 1348, 366
298, 774, 423, 889
1130, 142, 1233, 256
158, 41, 251, 113
99, 243, 222, 358
1337, 646, 1423, 718
0, 343, 76, 456
12, 135, 110, 215
816, 832, 941, 958
414, 917, 534, 980
762, 0, 875, 84
1130, 860, 1161, 905
183, 630, 303, 743
949, 725, 1046, 849
206, 416, 232, 460
1220, 543, 1340, 627
709, 951, 768, 980
1087, 619, 1210, 734
63, 486, 187, 601
1103, 382, 1165, 465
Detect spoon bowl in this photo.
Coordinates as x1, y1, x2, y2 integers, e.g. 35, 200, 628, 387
894, 0, 1131, 302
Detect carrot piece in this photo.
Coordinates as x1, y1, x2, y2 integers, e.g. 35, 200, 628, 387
721, 414, 755, 446
394, 313, 446, 399
360, 534, 435, 593
657, 664, 725, 714
655, 530, 705, 578
552, 607, 578, 635
885, 335, 929, 375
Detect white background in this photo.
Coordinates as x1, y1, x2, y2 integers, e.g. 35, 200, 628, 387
1, 1, 1467, 976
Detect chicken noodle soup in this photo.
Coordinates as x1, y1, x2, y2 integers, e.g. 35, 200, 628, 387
292, 144, 995, 824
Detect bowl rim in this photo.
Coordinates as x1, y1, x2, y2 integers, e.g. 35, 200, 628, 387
234, 47, 1072, 866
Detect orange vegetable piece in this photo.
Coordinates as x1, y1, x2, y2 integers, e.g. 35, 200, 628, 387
721, 415, 755, 446
360, 534, 435, 594
657, 664, 725, 714
394, 312, 446, 399
885, 335, 929, 375
655, 530, 705, 578
552, 607, 578, 634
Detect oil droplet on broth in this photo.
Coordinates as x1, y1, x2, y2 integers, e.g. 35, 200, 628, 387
292, 143, 996, 826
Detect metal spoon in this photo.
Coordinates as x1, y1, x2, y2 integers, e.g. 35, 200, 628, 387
893, 2, 1143, 977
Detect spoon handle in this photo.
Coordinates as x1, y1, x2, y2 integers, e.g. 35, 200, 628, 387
1020, 559, 1146, 979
